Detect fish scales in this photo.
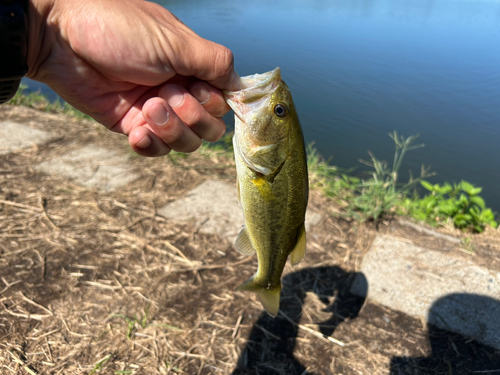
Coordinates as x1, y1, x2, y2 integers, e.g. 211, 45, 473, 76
224, 68, 309, 316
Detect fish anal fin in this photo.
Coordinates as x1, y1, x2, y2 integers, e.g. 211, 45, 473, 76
236, 277, 281, 317
235, 226, 255, 255
290, 223, 306, 267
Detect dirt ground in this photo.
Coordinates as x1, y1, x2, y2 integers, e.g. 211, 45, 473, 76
1, 105, 500, 375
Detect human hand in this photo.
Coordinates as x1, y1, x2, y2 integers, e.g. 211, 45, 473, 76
27, 0, 239, 156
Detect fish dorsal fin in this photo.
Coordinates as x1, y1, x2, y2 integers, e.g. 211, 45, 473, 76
290, 223, 306, 267
235, 226, 256, 255
236, 277, 281, 317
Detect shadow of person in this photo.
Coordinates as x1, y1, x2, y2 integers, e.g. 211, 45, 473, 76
390, 293, 500, 374
232, 266, 367, 375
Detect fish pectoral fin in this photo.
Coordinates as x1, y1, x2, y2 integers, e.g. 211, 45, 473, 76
289, 223, 306, 267
236, 277, 281, 317
235, 226, 256, 255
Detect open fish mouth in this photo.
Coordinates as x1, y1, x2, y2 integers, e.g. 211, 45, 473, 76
224, 68, 281, 120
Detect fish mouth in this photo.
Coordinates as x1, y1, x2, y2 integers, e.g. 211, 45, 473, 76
224, 67, 281, 120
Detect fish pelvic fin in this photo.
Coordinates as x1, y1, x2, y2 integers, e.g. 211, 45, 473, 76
236, 277, 281, 317
235, 226, 255, 255
290, 222, 306, 267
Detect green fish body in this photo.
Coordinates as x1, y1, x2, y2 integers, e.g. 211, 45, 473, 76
224, 68, 309, 316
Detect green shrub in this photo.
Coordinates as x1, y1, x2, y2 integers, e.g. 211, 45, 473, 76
407, 180, 498, 233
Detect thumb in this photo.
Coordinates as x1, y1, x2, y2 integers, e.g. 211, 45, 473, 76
170, 35, 240, 91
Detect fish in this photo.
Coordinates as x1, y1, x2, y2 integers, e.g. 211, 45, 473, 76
224, 68, 309, 316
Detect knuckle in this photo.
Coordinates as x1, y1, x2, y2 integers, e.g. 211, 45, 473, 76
176, 137, 201, 153
187, 107, 205, 125
188, 139, 203, 153
204, 134, 218, 142
213, 46, 234, 79
204, 122, 225, 142
162, 123, 185, 144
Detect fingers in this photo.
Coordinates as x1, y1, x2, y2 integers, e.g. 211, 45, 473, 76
135, 82, 231, 157
128, 125, 172, 157
142, 96, 202, 153
160, 84, 227, 142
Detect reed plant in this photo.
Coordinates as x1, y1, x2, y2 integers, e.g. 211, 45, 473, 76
348, 131, 433, 222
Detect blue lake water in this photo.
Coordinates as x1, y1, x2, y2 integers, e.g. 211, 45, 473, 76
23, 0, 500, 211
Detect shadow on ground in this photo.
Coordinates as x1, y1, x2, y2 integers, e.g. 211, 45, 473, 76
391, 294, 500, 374
232, 266, 367, 375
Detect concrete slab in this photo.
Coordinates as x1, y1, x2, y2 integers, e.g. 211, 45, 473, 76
351, 235, 500, 349
158, 180, 322, 243
0, 120, 57, 154
36, 145, 139, 191
159, 180, 244, 241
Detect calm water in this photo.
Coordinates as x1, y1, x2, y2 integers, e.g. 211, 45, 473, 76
24, 0, 500, 211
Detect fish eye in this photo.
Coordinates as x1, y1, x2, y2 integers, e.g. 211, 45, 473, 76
274, 103, 288, 118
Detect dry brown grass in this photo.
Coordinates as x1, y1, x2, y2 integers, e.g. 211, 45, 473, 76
1, 105, 499, 375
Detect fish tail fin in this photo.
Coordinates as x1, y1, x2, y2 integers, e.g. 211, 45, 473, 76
236, 277, 281, 317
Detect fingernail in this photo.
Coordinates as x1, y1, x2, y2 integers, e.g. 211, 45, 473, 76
191, 85, 210, 105
136, 135, 151, 149
163, 86, 184, 108
150, 103, 170, 126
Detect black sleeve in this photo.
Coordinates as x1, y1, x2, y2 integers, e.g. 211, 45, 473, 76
0, 0, 29, 104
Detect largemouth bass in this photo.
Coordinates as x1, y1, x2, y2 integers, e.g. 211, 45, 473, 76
224, 68, 309, 316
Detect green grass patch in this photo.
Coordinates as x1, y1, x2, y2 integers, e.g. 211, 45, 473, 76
306, 142, 359, 201
8, 84, 92, 120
